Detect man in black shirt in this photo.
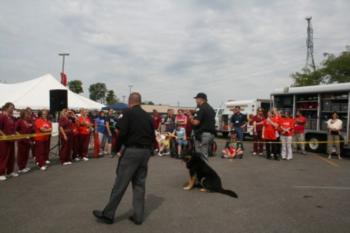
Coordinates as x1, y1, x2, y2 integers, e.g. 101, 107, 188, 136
93, 92, 155, 225
191, 93, 216, 159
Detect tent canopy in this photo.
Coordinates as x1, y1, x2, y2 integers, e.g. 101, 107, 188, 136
0, 74, 105, 110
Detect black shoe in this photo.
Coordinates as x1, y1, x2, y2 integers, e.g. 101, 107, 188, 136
274, 156, 280, 161
92, 210, 114, 224
266, 156, 272, 160
129, 216, 142, 225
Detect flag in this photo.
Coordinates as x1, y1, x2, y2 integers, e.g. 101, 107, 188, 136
60, 72, 67, 86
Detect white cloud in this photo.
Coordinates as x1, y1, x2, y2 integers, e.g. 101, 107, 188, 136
0, 0, 349, 107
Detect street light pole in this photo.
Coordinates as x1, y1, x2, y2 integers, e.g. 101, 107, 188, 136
128, 85, 133, 95
58, 53, 70, 73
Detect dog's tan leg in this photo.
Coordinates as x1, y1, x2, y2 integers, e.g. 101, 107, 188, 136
183, 176, 196, 190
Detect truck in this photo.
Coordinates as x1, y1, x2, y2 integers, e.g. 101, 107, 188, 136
271, 83, 350, 154
215, 99, 270, 137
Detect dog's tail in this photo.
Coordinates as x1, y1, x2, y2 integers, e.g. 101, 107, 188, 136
217, 189, 238, 198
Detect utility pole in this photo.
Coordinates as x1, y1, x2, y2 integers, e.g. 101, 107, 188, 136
58, 53, 70, 73
128, 85, 133, 95
122, 95, 126, 103
305, 17, 316, 72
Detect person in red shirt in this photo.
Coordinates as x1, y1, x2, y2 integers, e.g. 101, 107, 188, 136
59, 109, 73, 165
293, 110, 307, 155
280, 111, 295, 160
34, 109, 52, 171
26, 107, 37, 160
69, 111, 80, 160
78, 109, 92, 161
152, 110, 162, 131
262, 110, 279, 160
253, 108, 265, 155
16, 109, 34, 173
0, 102, 17, 181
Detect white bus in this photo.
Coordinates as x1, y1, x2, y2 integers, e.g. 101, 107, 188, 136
271, 83, 350, 153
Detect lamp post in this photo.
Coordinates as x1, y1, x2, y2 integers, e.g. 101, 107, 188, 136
58, 53, 70, 73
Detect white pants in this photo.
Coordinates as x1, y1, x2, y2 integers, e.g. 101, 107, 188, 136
281, 136, 293, 159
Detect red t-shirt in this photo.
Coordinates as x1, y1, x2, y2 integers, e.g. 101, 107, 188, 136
253, 114, 265, 131
59, 117, 72, 135
294, 116, 306, 134
78, 116, 92, 135
16, 119, 34, 134
280, 118, 295, 136
152, 115, 162, 130
263, 118, 277, 140
0, 113, 16, 135
34, 118, 52, 141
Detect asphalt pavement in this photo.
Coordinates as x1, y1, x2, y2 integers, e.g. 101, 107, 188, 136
0, 139, 350, 233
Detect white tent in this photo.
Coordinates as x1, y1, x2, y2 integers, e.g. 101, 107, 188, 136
0, 74, 105, 110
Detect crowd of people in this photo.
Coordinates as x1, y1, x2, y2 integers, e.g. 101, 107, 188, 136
0, 94, 345, 181
226, 106, 344, 160
0, 102, 123, 181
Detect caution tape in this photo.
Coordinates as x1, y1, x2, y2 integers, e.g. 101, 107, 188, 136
251, 140, 348, 144
0, 132, 52, 141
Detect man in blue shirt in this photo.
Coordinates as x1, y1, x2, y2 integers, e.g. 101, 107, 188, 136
230, 106, 247, 141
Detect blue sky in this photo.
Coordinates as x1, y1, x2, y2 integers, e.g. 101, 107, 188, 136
0, 0, 349, 107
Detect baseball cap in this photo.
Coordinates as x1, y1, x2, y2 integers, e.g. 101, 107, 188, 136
194, 92, 207, 100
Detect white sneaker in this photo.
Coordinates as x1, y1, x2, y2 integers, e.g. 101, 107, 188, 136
158, 153, 163, 157
82, 157, 89, 161
259, 153, 263, 156
74, 158, 80, 162
45, 160, 51, 165
23, 167, 31, 173
40, 166, 47, 171
67, 161, 72, 165
9, 172, 19, 177
252, 152, 257, 155
18, 168, 31, 174
63, 162, 72, 166
328, 155, 332, 159
287, 158, 293, 161
0, 175, 7, 181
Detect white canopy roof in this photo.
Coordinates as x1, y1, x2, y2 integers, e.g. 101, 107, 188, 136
0, 73, 105, 110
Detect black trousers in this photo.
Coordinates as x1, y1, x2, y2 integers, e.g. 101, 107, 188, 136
265, 140, 278, 158
103, 148, 151, 222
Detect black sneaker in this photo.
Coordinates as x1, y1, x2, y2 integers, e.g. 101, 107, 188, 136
129, 216, 142, 225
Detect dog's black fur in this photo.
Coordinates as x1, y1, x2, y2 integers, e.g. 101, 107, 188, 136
184, 152, 238, 198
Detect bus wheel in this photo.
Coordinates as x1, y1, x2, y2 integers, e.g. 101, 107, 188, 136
306, 133, 327, 153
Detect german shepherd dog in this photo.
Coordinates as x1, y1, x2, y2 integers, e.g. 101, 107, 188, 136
183, 152, 238, 198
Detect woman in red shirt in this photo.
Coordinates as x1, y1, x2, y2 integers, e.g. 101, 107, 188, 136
34, 109, 52, 171
280, 112, 295, 160
16, 109, 34, 173
78, 109, 92, 161
253, 108, 265, 155
262, 111, 279, 160
59, 109, 73, 165
0, 102, 17, 181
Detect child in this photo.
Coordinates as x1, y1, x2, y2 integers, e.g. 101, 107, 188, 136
175, 125, 188, 157
222, 129, 244, 159
158, 134, 171, 156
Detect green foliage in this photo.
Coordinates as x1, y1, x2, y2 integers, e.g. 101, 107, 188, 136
292, 47, 350, 87
68, 80, 83, 94
106, 90, 119, 105
89, 83, 107, 103
142, 101, 155, 105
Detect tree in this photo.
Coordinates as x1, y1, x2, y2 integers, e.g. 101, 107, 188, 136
89, 83, 107, 103
106, 90, 119, 105
292, 47, 350, 87
68, 80, 83, 94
